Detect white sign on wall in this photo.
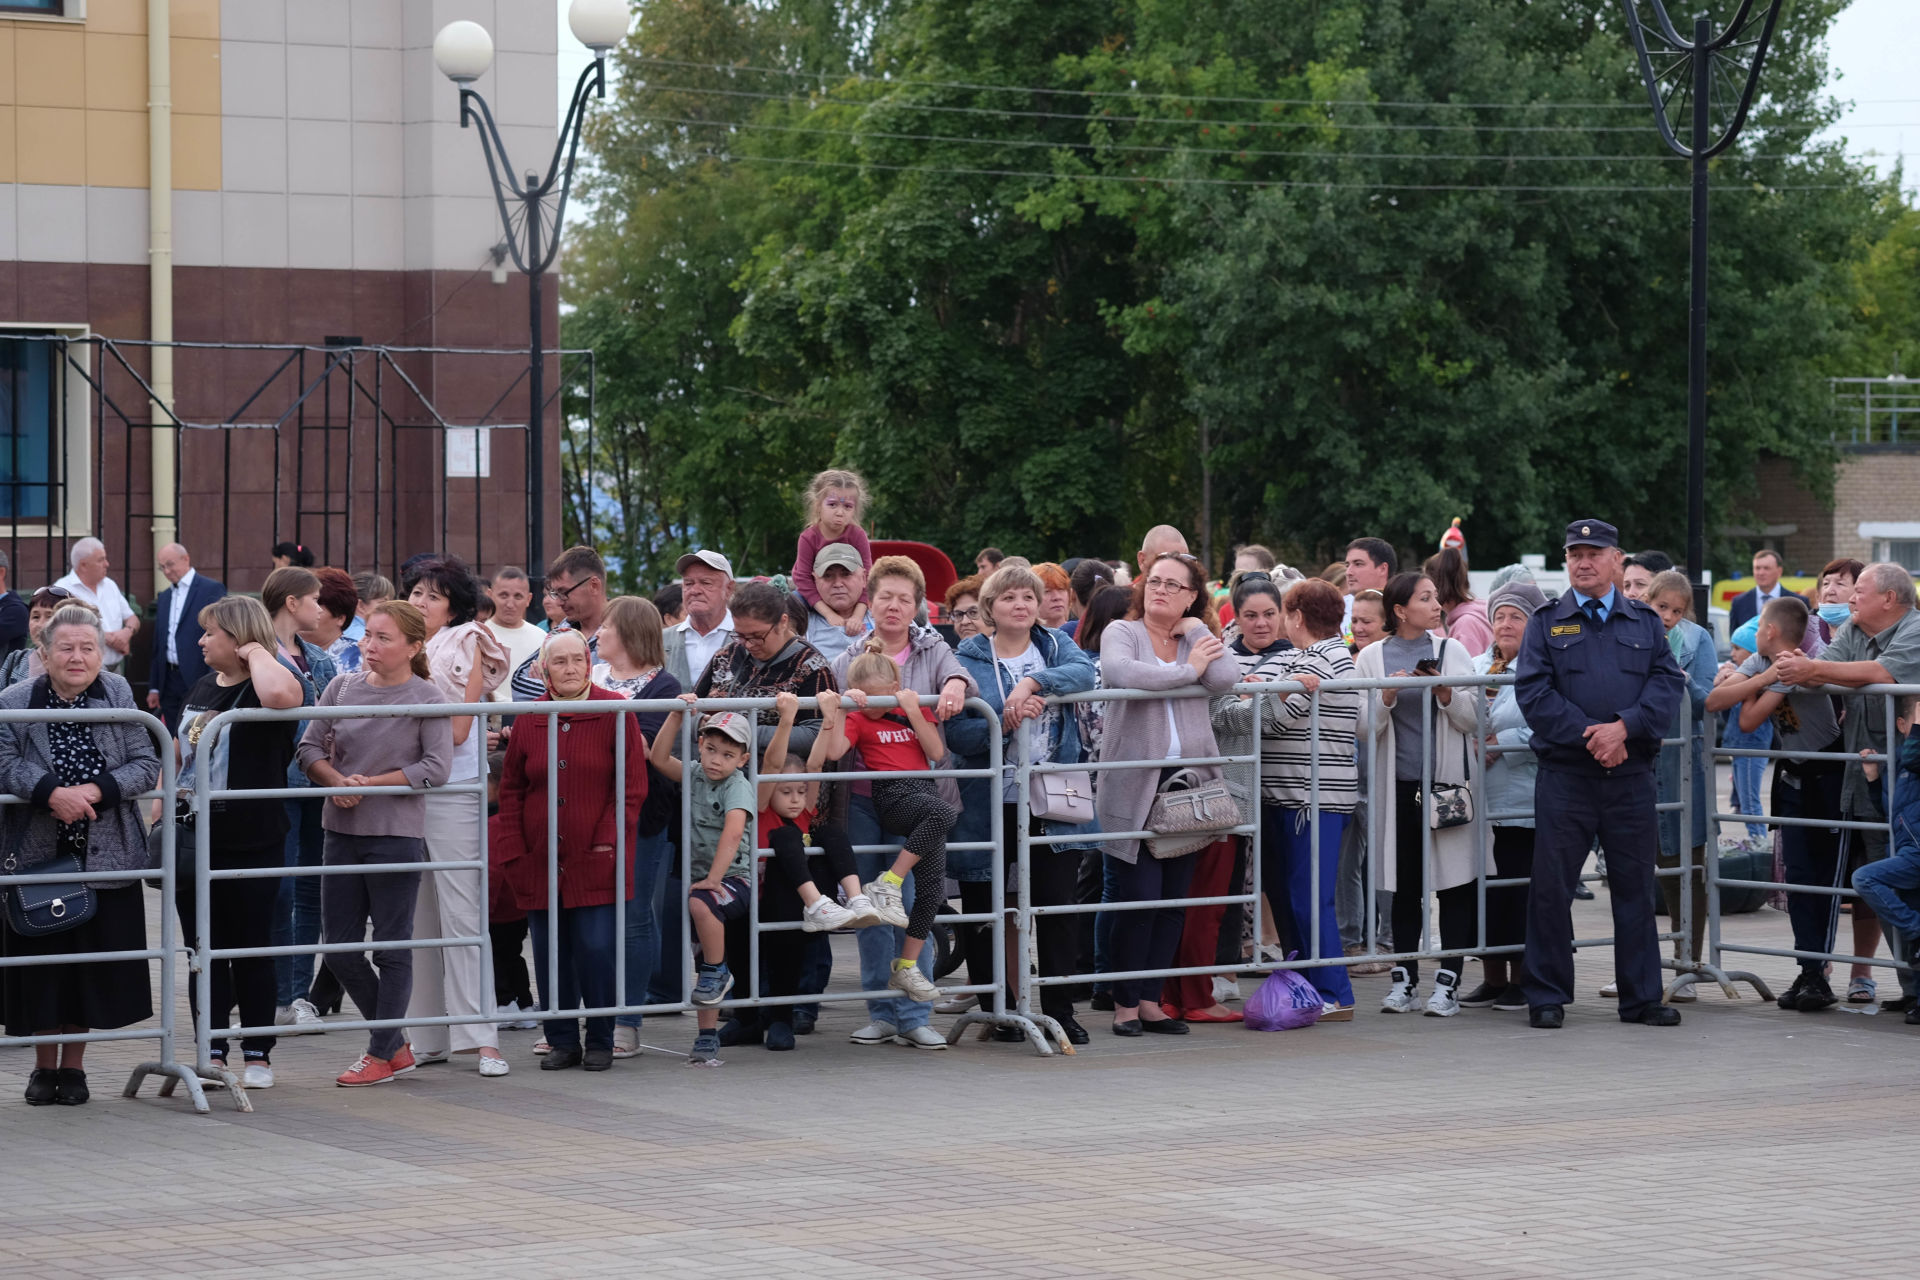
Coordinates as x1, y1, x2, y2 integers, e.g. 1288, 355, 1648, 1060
446, 426, 492, 478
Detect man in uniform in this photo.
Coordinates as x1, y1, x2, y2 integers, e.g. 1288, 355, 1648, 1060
1515, 520, 1686, 1029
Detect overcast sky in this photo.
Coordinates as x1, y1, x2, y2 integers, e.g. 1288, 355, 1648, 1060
555, 1, 1914, 198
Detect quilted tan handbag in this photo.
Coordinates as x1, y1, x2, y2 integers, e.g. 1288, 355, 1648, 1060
1146, 767, 1240, 858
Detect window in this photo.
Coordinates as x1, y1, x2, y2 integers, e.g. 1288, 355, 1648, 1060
0, 335, 56, 520
0, 1, 70, 14
1878, 541, 1920, 575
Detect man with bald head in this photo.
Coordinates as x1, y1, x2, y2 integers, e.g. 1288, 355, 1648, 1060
148, 542, 226, 730
1137, 525, 1190, 577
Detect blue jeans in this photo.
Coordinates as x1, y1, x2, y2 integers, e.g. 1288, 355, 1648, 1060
616, 828, 672, 1029
528, 903, 618, 1052
1721, 720, 1772, 840
848, 792, 932, 1031
1263, 805, 1354, 1005
274, 797, 325, 1006
1092, 854, 1118, 995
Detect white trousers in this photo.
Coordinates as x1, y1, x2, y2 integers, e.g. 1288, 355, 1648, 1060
408, 787, 498, 1054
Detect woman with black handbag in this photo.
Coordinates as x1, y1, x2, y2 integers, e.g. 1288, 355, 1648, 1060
0, 605, 163, 1105
1094, 552, 1242, 1037
1355, 572, 1483, 1019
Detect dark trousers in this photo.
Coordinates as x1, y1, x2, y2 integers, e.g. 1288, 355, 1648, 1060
1488, 826, 1535, 980
1523, 768, 1663, 1018
761, 823, 857, 1029
1776, 762, 1846, 972
1103, 846, 1199, 1008
491, 917, 534, 1008
529, 903, 618, 1052
320, 832, 424, 1060
175, 840, 282, 1061
1263, 806, 1354, 1004
959, 804, 1078, 1018
1391, 781, 1476, 982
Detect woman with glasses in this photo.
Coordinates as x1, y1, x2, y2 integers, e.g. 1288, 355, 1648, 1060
944, 574, 985, 644
1094, 552, 1241, 1036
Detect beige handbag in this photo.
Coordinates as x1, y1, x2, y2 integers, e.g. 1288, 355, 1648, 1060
1145, 767, 1239, 858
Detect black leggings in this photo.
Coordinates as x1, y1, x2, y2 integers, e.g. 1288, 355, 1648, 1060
1391, 780, 1477, 982
870, 776, 954, 941
1488, 826, 1535, 962
761, 822, 857, 1027
490, 918, 534, 1008
175, 841, 283, 1061
961, 804, 1078, 1019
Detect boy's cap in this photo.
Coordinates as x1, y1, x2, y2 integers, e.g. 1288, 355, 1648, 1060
812, 543, 864, 577
676, 549, 734, 578
700, 711, 752, 746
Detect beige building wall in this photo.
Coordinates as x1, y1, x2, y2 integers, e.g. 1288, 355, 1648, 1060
1751, 447, 1920, 572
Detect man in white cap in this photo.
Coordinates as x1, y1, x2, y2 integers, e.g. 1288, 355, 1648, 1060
804, 543, 871, 665
665, 549, 736, 688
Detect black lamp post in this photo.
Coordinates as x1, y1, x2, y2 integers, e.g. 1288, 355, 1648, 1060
433, 0, 628, 591
1619, 0, 1786, 621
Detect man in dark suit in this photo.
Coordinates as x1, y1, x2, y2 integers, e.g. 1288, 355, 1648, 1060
1727, 548, 1805, 630
146, 542, 225, 730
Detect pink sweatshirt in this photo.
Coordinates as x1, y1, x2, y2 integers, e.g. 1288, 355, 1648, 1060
791, 522, 873, 608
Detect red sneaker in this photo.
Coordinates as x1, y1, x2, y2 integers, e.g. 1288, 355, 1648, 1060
335, 1054, 395, 1088
388, 1044, 417, 1075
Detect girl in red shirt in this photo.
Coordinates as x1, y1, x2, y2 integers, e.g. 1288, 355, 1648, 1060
823, 650, 957, 1005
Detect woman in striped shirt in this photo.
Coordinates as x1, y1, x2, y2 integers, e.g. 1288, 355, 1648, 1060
1248, 579, 1361, 1017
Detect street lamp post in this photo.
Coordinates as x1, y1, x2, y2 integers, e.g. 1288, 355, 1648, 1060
1618, 0, 1785, 622
434, 0, 628, 591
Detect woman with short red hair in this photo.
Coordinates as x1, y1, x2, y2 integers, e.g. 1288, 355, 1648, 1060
1032, 563, 1073, 631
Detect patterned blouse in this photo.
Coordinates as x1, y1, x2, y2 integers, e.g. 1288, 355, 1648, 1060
46, 688, 106, 855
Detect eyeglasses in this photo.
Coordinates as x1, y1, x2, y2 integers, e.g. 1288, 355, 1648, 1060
1143, 576, 1197, 595
734, 622, 777, 647
544, 576, 596, 602
949, 606, 980, 621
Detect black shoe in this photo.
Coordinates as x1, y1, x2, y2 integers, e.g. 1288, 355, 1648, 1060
540, 1046, 583, 1070
1052, 1014, 1090, 1046
1906, 1004, 1920, 1027
1140, 1017, 1190, 1035
1883, 994, 1916, 1013
53, 1069, 88, 1105
1089, 992, 1115, 1012
791, 1009, 817, 1036
993, 1025, 1027, 1043
1111, 1019, 1143, 1037
1529, 1004, 1565, 1029
23, 1068, 57, 1106
1571, 882, 1596, 901
1490, 986, 1529, 1012
1629, 1005, 1683, 1027
717, 1016, 762, 1047
1457, 981, 1500, 1008
765, 1021, 796, 1051
582, 1047, 613, 1071
1788, 971, 1837, 1012
1776, 973, 1807, 1010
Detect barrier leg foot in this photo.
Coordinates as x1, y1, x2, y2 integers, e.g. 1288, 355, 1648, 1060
127, 1061, 213, 1115
944, 1010, 1056, 1056
193, 1062, 253, 1113
1027, 1013, 1076, 1056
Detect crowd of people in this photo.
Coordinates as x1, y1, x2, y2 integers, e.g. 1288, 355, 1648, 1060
5, 479, 1920, 1103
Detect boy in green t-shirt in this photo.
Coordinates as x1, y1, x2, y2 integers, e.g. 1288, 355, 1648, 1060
651, 704, 758, 1064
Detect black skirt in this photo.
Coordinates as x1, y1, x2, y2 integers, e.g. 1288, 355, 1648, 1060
2, 884, 153, 1035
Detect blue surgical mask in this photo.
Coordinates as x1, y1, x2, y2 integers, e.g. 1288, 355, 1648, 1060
1818, 603, 1852, 626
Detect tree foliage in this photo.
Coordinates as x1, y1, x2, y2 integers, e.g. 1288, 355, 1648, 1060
563, 0, 1900, 586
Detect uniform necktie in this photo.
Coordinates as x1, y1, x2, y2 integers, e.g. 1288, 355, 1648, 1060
1583, 599, 1604, 629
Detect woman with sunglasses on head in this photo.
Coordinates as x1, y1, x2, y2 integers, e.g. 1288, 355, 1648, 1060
1356, 571, 1483, 1018
0, 587, 89, 688
1095, 551, 1242, 1036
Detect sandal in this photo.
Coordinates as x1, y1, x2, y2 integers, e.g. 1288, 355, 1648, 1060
532, 1040, 551, 1055
1847, 976, 1877, 1004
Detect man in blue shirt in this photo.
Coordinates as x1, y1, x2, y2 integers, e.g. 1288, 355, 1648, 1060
1515, 519, 1686, 1029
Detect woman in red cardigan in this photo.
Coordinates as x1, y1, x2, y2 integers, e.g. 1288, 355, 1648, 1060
492, 631, 648, 1071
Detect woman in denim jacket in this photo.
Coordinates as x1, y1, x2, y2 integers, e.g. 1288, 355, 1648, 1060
946, 563, 1099, 1045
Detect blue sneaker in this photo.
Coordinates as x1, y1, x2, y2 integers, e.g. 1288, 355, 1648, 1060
687, 1031, 721, 1065
691, 964, 734, 1007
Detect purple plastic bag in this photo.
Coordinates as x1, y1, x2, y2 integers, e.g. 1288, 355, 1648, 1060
1244, 955, 1324, 1031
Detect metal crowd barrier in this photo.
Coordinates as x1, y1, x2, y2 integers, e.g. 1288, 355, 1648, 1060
0, 707, 211, 1112
1705, 683, 1920, 988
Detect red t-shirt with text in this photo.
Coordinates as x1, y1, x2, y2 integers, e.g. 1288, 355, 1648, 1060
842, 712, 930, 773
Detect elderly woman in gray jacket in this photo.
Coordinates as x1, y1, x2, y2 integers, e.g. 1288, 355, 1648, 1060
1095, 552, 1242, 1036
0, 604, 163, 1106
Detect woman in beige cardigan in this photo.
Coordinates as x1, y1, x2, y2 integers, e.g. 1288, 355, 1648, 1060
1354, 571, 1482, 1018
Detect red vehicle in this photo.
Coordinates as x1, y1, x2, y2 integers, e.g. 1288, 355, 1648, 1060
872, 540, 959, 619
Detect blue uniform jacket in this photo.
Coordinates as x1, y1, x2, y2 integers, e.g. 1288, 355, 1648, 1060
1515, 588, 1685, 776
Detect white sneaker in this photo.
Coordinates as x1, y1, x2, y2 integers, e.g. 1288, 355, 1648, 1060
241, 1062, 275, 1090
477, 1054, 511, 1077
889, 964, 941, 1004
496, 1002, 540, 1030
892, 1025, 949, 1051
1599, 980, 1619, 998
1212, 975, 1243, 1004
287, 998, 325, 1032
934, 994, 978, 1015
613, 1025, 642, 1058
862, 878, 910, 928
1425, 970, 1461, 1018
1380, 966, 1419, 1013
849, 1020, 898, 1045
802, 895, 858, 932
273, 1005, 293, 1026
845, 893, 885, 928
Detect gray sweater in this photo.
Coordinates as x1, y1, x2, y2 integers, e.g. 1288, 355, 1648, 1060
296, 672, 453, 838
1095, 620, 1243, 861
0, 672, 162, 885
